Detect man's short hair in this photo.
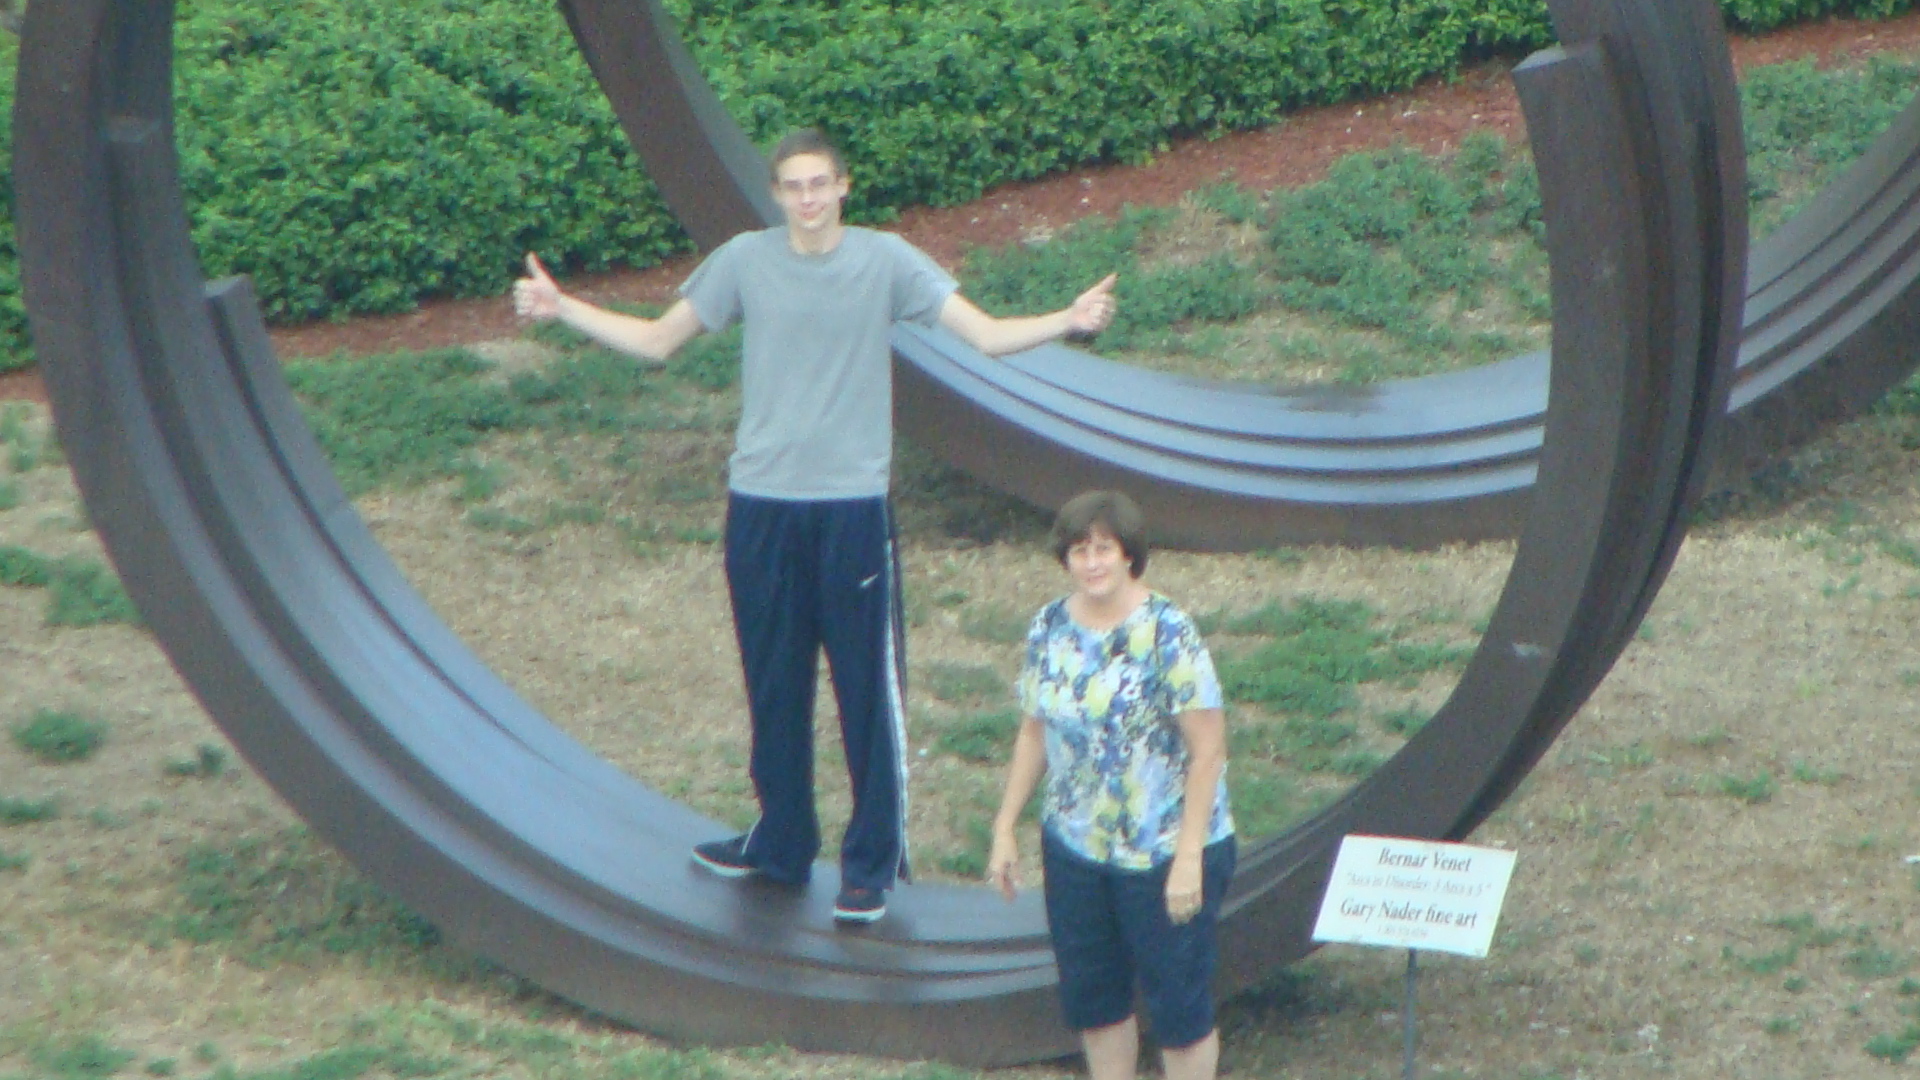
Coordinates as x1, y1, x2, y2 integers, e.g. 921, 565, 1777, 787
770, 128, 847, 183
1050, 490, 1150, 578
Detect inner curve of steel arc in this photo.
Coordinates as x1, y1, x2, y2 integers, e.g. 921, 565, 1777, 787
571, 3, 1920, 551
15, 0, 1747, 1066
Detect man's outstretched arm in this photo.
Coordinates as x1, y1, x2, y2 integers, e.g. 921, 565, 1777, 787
937, 272, 1118, 357
513, 253, 705, 362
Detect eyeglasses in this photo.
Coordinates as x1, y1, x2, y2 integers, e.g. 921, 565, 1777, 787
777, 175, 840, 196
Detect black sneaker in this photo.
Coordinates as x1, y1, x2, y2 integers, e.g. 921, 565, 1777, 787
691, 835, 757, 878
833, 885, 886, 924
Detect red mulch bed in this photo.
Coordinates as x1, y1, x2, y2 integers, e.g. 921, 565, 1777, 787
5, 10, 1918, 405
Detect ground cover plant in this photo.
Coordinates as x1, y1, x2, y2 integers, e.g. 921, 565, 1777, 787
10, 32, 1920, 1080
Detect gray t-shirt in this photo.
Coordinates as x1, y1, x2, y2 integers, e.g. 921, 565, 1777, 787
679, 226, 958, 499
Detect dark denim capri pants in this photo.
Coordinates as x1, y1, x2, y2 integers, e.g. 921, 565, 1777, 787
1040, 828, 1238, 1049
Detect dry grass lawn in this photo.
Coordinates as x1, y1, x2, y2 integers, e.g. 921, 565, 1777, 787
5, 384, 1920, 1080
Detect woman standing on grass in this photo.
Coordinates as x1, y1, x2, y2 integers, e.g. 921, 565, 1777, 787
987, 489, 1235, 1080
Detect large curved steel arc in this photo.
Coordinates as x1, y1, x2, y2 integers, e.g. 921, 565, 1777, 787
14, 0, 1739, 1066
15, 1, 1070, 1065
1226, 0, 1747, 980
563, 0, 1920, 550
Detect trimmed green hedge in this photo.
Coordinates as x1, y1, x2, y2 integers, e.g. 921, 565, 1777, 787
0, 0, 1915, 375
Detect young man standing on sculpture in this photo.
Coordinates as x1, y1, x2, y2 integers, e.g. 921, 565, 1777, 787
513, 128, 1118, 923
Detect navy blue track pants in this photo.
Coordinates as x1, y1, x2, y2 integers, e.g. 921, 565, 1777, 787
724, 492, 911, 891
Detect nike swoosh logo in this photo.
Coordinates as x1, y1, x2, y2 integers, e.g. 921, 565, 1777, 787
859, 574, 880, 589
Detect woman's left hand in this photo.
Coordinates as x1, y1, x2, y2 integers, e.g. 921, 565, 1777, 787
1166, 851, 1203, 924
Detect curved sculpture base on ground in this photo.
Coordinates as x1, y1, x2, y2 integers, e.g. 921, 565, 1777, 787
16, 0, 1746, 1064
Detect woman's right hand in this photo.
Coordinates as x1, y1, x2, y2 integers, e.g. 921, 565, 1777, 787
513, 253, 563, 321
987, 831, 1019, 901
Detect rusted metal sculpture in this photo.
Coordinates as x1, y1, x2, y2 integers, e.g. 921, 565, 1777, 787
14, 0, 1750, 1064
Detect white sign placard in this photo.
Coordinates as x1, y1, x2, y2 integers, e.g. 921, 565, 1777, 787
1311, 835, 1517, 958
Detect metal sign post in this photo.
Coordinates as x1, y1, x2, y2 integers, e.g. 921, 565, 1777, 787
1404, 949, 1418, 1080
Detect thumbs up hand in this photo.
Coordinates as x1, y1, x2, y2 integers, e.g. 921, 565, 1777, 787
513, 253, 564, 321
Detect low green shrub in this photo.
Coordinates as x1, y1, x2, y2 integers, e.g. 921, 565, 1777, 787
12, 708, 107, 763
0, 546, 140, 627
46, 559, 140, 628
923, 662, 1008, 704
0, 795, 58, 825
31, 1034, 136, 1080
163, 830, 445, 966
932, 710, 1018, 764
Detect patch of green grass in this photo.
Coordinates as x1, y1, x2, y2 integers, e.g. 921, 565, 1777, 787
1189, 180, 1265, 224
931, 710, 1016, 765
161, 743, 229, 780
0, 546, 140, 627
0, 795, 58, 825
1227, 761, 1303, 837
1789, 759, 1842, 785
449, 457, 507, 504
1725, 942, 1799, 975
287, 349, 523, 496
961, 207, 1158, 322
12, 709, 107, 763
664, 324, 743, 391
286, 343, 694, 499
874, 1065, 983, 1080
958, 204, 1269, 356
1767, 912, 1849, 950
1377, 707, 1430, 737
0, 402, 30, 447
157, 829, 458, 972
649, 473, 718, 506
1844, 945, 1909, 980
538, 501, 606, 529
1578, 741, 1656, 776
1215, 596, 1470, 720
465, 507, 537, 535
364, 1002, 728, 1079
1867, 1025, 1920, 1063
45, 559, 141, 627
163, 1040, 457, 1080
1744, 55, 1920, 236
957, 603, 1030, 645
0, 542, 54, 587
1263, 134, 1542, 356
1327, 749, 1387, 777
1714, 771, 1777, 804
1684, 725, 1731, 749
0, 847, 29, 872
32, 1034, 137, 1079
933, 817, 994, 879
922, 662, 1007, 704
0, 477, 18, 512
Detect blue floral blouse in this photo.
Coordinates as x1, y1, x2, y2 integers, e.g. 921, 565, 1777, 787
1018, 593, 1233, 869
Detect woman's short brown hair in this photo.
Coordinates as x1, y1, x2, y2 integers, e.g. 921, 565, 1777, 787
1050, 490, 1149, 578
